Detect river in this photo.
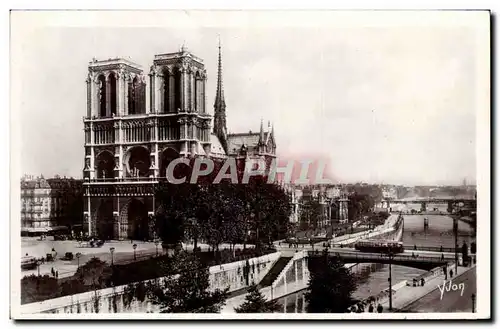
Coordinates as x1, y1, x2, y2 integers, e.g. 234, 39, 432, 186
275, 204, 476, 312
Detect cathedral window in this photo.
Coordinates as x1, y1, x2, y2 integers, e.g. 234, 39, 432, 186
98, 74, 106, 117
162, 70, 170, 113
173, 68, 181, 110
108, 72, 117, 116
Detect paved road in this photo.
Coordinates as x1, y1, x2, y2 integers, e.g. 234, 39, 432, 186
401, 267, 476, 312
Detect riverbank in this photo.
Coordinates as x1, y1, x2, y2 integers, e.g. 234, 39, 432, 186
381, 264, 476, 312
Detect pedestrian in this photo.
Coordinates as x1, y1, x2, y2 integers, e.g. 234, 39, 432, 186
55, 271, 59, 279
450, 269, 453, 278
441, 253, 444, 261
51, 267, 55, 277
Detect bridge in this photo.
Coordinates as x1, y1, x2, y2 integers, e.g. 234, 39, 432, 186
308, 249, 455, 271
277, 244, 459, 271
380, 197, 476, 213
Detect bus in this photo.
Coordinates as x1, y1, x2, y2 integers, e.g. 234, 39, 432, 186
21, 255, 38, 270
354, 239, 404, 254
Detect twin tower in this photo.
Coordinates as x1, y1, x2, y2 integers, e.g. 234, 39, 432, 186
82, 44, 276, 240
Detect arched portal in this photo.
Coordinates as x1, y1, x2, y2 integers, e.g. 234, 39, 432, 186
127, 199, 149, 240
159, 148, 179, 178
125, 146, 151, 177
98, 74, 107, 117
95, 199, 114, 240
96, 151, 115, 179
109, 72, 117, 116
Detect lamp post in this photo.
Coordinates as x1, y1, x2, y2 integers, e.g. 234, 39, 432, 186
388, 251, 394, 311
154, 239, 159, 257
453, 216, 458, 273
76, 252, 82, 270
133, 243, 137, 261
110, 247, 115, 266
471, 293, 476, 313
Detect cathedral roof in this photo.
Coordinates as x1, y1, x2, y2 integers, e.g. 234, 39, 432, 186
210, 134, 227, 157
226, 132, 272, 155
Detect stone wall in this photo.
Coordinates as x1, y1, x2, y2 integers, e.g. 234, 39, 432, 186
20, 251, 281, 314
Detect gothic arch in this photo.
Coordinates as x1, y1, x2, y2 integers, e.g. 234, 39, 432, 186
95, 150, 115, 179
128, 76, 139, 114
173, 67, 182, 110
162, 68, 171, 113
119, 198, 149, 240
123, 146, 151, 178
159, 147, 179, 178
94, 199, 114, 240
97, 74, 107, 117
108, 72, 117, 116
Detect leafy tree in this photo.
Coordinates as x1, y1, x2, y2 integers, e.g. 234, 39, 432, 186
148, 251, 229, 313
20, 274, 59, 304
305, 250, 357, 313
59, 277, 86, 296
299, 197, 322, 232
153, 157, 291, 253
75, 257, 112, 290
234, 284, 280, 313
462, 241, 469, 264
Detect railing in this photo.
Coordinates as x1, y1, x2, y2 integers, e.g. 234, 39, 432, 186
84, 177, 158, 183
403, 245, 459, 253
312, 250, 452, 264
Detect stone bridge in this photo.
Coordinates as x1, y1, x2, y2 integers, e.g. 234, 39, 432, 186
310, 250, 455, 271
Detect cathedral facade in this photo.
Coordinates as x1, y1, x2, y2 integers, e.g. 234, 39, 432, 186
82, 44, 276, 240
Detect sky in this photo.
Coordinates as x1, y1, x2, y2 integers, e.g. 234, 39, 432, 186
11, 11, 487, 186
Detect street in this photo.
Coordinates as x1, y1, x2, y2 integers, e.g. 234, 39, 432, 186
402, 267, 476, 312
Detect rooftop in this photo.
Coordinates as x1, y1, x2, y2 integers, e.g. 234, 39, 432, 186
88, 58, 143, 72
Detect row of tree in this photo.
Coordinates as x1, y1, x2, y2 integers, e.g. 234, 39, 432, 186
154, 158, 292, 252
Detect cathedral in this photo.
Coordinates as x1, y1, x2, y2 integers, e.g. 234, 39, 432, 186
82, 42, 276, 240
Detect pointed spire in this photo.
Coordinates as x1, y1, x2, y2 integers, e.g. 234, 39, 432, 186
215, 35, 225, 108
259, 118, 265, 145
213, 35, 228, 153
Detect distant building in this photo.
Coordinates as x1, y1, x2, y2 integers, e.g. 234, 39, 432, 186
382, 186, 398, 199
286, 185, 348, 228
20, 175, 83, 235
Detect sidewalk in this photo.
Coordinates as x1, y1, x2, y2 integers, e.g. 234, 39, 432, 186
380, 264, 476, 311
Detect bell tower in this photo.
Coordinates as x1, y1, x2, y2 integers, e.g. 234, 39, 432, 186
83, 58, 155, 241
150, 45, 212, 165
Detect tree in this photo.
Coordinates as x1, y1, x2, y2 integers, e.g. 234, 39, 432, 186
234, 284, 280, 313
21, 274, 59, 304
148, 251, 229, 313
59, 277, 86, 296
75, 257, 112, 290
462, 241, 469, 264
299, 197, 323, 232
305, 250, 357, 313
